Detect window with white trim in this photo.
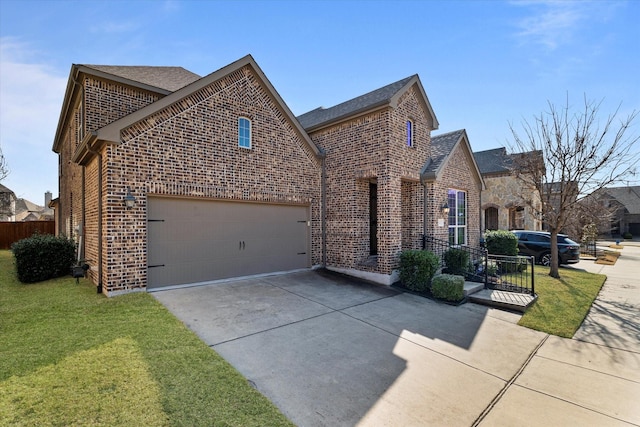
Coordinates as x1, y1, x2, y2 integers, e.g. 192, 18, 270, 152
406, 119, 414, 147
448, 189, 466, 245
238, 117, 251, 149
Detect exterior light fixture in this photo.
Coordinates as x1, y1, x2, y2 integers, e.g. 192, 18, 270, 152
124, 187, 136, 209
441, 202, 450, 215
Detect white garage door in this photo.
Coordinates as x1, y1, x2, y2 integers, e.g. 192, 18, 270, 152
147, 197, 310, 289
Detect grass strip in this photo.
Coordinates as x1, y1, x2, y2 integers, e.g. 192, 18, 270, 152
0, 250, 293, 426
518, 266, 606, 338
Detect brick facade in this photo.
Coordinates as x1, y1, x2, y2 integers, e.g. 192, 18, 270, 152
53, 56, 484, 294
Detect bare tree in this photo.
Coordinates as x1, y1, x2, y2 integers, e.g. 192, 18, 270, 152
0, 143, 8, 182
510, 96, 639, 278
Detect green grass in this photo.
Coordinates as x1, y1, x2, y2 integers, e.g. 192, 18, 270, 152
518, 266, 606, 338
0, 250, 293, 426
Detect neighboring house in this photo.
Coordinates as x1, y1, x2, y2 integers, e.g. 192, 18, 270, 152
593, 186, 640, 237
0, 184, 17, 221
52, 55, 484, 295
473, 147, 542, 232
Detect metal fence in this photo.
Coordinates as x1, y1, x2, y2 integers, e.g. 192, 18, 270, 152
422, 234, 535, 296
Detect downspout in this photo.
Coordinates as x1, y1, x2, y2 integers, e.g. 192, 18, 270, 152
319, 149, 327, 267
86, 139, 103, 294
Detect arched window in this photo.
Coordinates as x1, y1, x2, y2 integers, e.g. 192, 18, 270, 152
238, 117, 251, 149
406, 119, 414, 147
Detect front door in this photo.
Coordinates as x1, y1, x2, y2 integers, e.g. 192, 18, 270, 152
369, 182, 378, 255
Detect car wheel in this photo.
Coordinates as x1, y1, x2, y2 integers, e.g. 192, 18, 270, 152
540, 252, 552, 266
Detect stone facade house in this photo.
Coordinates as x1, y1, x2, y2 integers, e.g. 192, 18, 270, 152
592, 186, 640, 237
52, 55, 484, 295
0, 184, 17, 221
473, 148, 542, 232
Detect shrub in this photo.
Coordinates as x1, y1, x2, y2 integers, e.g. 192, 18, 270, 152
623, 232, 633, 239
443, 248, 469, 276
431, 274, 465, 302
398, 250, 439, 292
485, 230, 518, 256
11, 234, 76, 283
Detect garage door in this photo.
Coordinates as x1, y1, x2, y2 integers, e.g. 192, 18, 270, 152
147, 197, 310, 289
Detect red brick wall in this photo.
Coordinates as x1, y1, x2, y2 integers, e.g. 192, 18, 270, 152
100, 66, 322, 293
309, 85, 432, 277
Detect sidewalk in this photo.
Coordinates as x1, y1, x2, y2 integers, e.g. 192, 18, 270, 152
478, 243, 640, 426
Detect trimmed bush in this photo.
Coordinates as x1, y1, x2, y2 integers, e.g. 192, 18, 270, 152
485, 230, 518, 256
431, 274, 465, 302
443, 248, 469, 276
11, 234, 76, 283
398, 250, 439, 292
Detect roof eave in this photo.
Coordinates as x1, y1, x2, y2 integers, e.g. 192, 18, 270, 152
390, 76, 439, 131
94, 55, 322, 159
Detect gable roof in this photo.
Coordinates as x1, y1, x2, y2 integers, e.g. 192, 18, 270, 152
421, 129, 484, 189
297, 75, 439, 132
473, 147, 543, 176
74, 54, 322, 165
602, 186, 640, 214
81, 65, 201, 92
0, 183, 15, 196
53, 63, 201, 153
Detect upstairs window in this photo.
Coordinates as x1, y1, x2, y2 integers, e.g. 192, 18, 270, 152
238, 117, 251, 149
406, 119, 414, 147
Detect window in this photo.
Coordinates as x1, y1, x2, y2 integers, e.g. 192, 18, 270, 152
509, 206, 525, 230
448, 189, 466, 245
485, 207, 498, 231
406, 119, 414, 147
238, 117, 251, 149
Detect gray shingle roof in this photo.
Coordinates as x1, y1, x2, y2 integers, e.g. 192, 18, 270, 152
421, 129, 466, 178
297, 75, 416, 130
82, 65, 201, 92
473, 147, 511, 175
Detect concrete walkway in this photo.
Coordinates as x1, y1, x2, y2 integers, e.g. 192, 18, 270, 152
153, 246, 640, 426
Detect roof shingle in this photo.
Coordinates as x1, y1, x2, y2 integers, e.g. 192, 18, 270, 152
82, 65, 201, 92
297, 75, 416, 130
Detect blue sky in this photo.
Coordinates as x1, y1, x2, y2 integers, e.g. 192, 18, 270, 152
1, 0, 639, 204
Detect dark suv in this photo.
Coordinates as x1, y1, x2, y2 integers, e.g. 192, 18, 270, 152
512, 231, 580, 266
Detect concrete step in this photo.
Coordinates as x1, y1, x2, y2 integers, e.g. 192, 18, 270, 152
463, 281, 485, 297
468, 288, 537, 313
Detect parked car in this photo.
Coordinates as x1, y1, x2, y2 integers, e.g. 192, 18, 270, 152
511, 230, 580, 266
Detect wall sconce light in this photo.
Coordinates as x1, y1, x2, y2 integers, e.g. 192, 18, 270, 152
441, 202, 450, 215
124, 187, 136, 209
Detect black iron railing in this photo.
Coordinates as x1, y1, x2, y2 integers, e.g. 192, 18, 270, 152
485, 254, 535, 295
580, 241, 597, 258
422, 235, 535, 296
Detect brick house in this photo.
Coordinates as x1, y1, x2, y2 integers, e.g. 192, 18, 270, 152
52, 55, 483, 294
473, 148, 542, 232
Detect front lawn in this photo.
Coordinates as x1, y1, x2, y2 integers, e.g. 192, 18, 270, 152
0, 250, 293, 426
518, 266, 606, 338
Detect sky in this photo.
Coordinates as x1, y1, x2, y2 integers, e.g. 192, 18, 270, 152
1, 0, 639, 205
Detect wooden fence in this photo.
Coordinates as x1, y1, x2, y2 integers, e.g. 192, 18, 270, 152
0, 221, 56, 249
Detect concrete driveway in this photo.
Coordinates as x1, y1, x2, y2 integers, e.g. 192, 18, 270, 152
153, 258, 640, 426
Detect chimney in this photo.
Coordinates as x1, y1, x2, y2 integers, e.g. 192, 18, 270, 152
45, 191, 52, 207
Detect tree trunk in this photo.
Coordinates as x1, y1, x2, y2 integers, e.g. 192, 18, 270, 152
549, 228, 560, 278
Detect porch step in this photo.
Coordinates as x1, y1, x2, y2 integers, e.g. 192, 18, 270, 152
468, 289, 538, 313
463, 281, 485, 297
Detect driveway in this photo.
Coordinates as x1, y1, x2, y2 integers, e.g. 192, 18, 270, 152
153, 260, 640, 426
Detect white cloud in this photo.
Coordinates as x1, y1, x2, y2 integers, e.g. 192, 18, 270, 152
0, 37, 67, 202
512, 0, 585, 50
